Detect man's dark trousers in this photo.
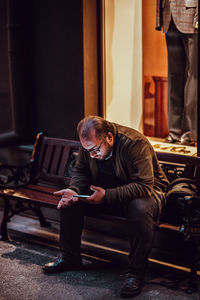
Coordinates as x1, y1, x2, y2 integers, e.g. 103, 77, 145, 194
60, 196, 159, 278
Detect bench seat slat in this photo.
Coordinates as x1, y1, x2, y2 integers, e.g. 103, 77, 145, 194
0, 185, 59, 207
27, 184, 59, 194
154, 222, 181, 231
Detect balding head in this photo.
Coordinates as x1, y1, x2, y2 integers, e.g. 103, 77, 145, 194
77, 116, 114, 141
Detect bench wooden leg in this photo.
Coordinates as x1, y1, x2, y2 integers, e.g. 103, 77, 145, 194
32, 206, 51, 227
187, 268, 198, 294
186, 236, 199, 294
0, 198, 11, 241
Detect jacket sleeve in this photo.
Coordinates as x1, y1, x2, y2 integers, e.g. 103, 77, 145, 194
105, 140, 154, 205
185, 0, 198, 28
68, 149, 92, 195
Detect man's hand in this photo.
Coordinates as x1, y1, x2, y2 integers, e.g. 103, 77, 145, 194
54, 188, 79, 209
81, 185, 105, 205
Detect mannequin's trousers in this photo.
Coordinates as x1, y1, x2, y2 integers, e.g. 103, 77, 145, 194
165, 19, 198, 141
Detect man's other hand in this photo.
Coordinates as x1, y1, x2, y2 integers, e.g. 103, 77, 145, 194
54, 189, 79, 209
81, 185, 105, 205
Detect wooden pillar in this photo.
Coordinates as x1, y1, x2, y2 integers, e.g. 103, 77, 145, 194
83, 0, 99, 116
153, 76, 168, 138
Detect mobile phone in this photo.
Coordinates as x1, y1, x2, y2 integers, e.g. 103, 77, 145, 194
72, 195, 90, 198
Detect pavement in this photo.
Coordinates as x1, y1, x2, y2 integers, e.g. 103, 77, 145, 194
0, 235, 200, 300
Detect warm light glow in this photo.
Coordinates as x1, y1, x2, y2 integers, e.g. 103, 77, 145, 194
103, 0, 142, 130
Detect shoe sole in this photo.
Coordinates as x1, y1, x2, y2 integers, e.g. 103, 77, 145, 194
42, 264, 82, 273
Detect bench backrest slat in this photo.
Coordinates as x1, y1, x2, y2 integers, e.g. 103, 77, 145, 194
49, 145, 64, 174
56, 145, 71, 176
42, 144, 54, 174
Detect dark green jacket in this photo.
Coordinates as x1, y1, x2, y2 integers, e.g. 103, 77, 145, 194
69, 123, 169, 212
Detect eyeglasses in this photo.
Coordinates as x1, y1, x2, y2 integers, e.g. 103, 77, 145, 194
82, 140, 104, 154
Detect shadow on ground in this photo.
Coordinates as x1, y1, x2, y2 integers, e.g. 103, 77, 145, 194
0, 237, 199, 300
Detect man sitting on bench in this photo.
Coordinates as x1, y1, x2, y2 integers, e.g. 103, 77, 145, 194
43, 116, 169, 298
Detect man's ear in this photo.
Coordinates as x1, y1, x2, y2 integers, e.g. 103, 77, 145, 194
107, 132, 113, 144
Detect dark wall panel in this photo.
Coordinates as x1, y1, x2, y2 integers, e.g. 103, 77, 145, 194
31, 0, 84, 140
0, 0, 85, 145
7, 0, 35, 140
0, 0, 12, 134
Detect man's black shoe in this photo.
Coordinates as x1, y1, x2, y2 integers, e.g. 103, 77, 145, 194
42, 257, 82, 273
120, 274, 144, 298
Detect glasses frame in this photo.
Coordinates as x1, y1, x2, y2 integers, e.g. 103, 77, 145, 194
81, 140, 105, 154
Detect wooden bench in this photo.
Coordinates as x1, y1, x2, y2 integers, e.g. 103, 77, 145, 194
0, 132, 80, 238
0, 132, 200, 293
